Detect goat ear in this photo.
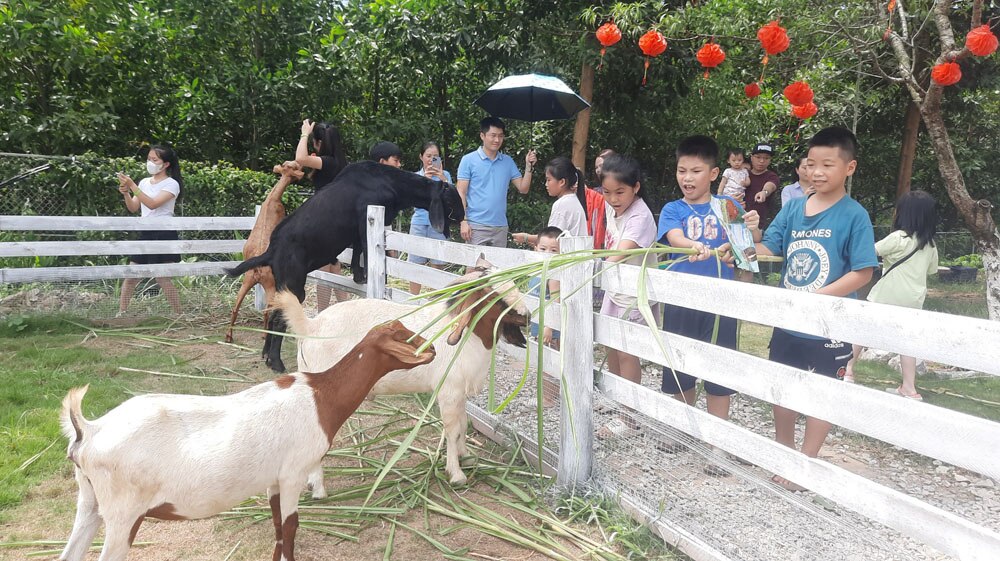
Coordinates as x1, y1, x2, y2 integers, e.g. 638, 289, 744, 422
446, 291, 479, 346
475, 255, 494, 270
429, 187, 446, 234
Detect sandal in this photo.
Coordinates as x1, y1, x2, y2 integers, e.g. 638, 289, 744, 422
771, 474, 806, 492
885, 386, 922, 401
842, 373, 855, 384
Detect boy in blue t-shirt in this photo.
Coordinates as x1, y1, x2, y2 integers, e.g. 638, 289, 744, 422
657, 135, 742, 475
747, 126, 877, 490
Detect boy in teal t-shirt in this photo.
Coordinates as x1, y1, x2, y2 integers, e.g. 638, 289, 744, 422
747, 126, 877, 491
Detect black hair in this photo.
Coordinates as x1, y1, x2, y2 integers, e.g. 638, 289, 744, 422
537, 226, 563, 240
480, 116, 506, 134
421, 141, 441, 155
726, 147, 746, 160
676, 135, 720, 166
600, 153, 642, 188
808, 126, 859, 162
545, 156, 587, 213
149, 144, 182, 206
369, 140, 403, 162
893, 190, 937, 250
311, 123, 348, 174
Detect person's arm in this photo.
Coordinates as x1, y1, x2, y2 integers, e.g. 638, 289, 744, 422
606, 239, 640, 262
116, 173, 140, 213
754, 180, 779, 203
294, 119, 324, 170
512, 232, 537, 246
455, 178, 472, 241
717, 175, 729, 196
816, 269, 873, 297
513, 150, 537, 194
665, 229, 711, 262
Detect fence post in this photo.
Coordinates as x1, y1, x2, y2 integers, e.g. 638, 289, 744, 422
557, 235, 594, 488
366, 205, 386, 300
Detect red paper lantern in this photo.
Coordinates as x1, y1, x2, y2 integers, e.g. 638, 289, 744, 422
966, 24, 998, 57
595, 22, 622, 69
791, 102, 818, 120
931, 62, 962, 86
757, 20, 790, 66
744, 82, 762, 98
696, 42, 726, 79
638, 30, 668, 86
783, 81, 814, 106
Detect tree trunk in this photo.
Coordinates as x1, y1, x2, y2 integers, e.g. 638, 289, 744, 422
571, 62, 594, 173
895, 100, 921, 200
920, 98, 1000, 320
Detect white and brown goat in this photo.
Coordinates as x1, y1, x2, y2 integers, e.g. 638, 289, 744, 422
276, 259, 529, 489
58, 320, 434, 561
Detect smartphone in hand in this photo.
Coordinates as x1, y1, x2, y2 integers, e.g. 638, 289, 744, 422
430, 155, 442, 169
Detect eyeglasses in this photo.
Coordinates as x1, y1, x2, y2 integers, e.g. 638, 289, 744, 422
484, 133, 505, 140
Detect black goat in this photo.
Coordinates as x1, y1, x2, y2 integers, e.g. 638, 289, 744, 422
226, 160, 465, 372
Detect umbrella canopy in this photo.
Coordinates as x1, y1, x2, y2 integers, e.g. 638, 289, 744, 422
473, 73, 590, 122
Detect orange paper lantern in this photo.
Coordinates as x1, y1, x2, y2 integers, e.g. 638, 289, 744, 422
696, 42, 726, 79
966, 24, 998, 57
595, 22, 622, 69
791, 102, 818, 120
744, 82, 762, 98
783, 81, 814, 106
931, 62, 962, 86
757, 20, 790, 66
638, 30, 668, 85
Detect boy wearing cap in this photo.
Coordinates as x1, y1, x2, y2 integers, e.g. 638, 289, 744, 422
746, 142, 781, 230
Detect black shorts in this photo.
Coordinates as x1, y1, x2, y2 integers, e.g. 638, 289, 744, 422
660, 304, 738, 396
768, 327, 850, 380
130, 230, 181, 265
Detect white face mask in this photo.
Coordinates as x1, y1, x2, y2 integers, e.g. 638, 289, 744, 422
147, 160, 164, 175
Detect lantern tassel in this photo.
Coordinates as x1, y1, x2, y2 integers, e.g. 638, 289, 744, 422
642, 58, 650, 86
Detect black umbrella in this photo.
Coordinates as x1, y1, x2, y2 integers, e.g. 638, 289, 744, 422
473, 73, 590, 122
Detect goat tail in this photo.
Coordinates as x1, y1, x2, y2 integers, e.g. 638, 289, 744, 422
274, 290, 312, 337
225, 251, 272, 278
60, 385, 90, 445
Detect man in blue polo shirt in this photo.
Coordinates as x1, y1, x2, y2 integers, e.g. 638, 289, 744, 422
456, 117, 537, 247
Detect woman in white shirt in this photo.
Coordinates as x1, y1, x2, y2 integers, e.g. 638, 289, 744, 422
116, 144, 184, 315
511, 156, 587, 246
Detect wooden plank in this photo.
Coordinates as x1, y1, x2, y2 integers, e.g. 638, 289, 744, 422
600, 263, 1000, 376
384, 231, 544, 269
593, 314, 1000, 480
600, 374, 1000, 561
0, 261, 240, 283
0, 239, 244, 257
466, 403, 559, 477
616, 493, 733, 561
307, 270, 365, 295
385, 258, 457, 290
557, 236, 594, 488
366, 206, 386, 300
0, 215, 255, 231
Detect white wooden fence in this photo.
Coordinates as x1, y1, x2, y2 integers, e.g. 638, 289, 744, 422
3, 208, 999, 561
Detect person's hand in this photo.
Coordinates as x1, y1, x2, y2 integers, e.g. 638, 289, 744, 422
460, 220, 472, 242
742, 175, 751, 187
300, 119, 315, 138
428, 166, 446, 181
732, 190, 745, 204
512, 232, 528, 245
804, 184, 816, 196
525, 149, 538, 170
543, 326, 553, 346
744, 210, 760, 231
754, 189, 768, 203
716, 242, 736, 267
688, 241, 711, 262
117, 172, 135, 193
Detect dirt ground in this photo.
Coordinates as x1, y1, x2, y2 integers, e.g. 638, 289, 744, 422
0, 318, 591, 561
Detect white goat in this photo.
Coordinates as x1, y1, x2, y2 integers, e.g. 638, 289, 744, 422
277, 260, 529, 488
58, 321, 434, 561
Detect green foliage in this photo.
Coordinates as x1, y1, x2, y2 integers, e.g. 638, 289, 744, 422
941, 253, 984, 269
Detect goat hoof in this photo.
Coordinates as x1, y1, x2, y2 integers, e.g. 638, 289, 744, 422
310, 487, 327, 500
447, 471, 468, 486
224, 334, 233, 344
269, 360, 286, 374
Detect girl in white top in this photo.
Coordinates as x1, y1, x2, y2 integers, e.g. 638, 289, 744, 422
512, 156, 587, 246
116, 145, 184, 315
846, 190, 939, 399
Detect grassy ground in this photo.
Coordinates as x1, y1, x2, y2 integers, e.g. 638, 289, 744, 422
738, 274, 1000, 422
0, 312, 680, 560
